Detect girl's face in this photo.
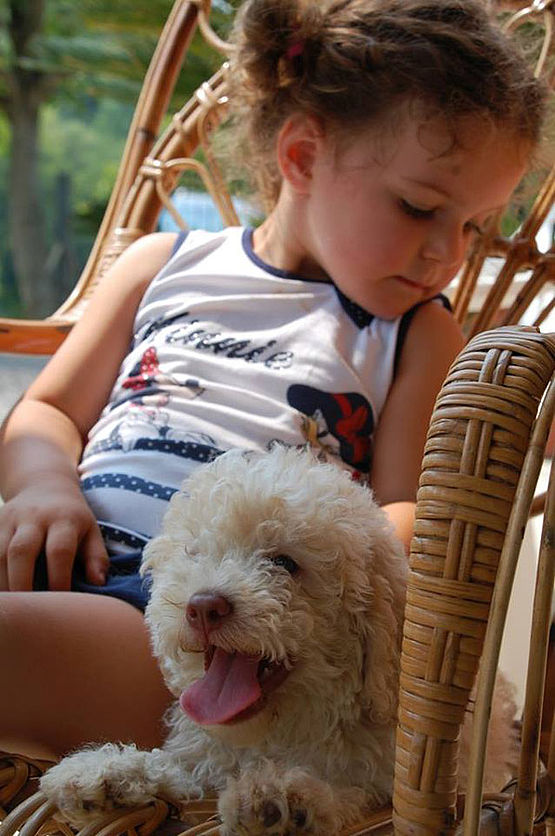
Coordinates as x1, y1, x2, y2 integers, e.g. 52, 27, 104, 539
302, 113, 529, 319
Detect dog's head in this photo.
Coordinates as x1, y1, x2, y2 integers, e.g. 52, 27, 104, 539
142, 445, 407, 747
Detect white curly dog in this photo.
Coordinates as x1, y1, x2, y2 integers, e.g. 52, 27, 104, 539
40, 446, 515, 834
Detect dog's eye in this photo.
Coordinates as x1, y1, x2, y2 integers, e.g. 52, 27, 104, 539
271, 554, 299, 575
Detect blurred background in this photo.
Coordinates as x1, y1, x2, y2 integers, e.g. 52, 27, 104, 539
0, 0, 242, 321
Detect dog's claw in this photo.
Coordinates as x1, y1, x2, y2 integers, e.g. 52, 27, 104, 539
262, 800, 282, 828
218, 764, 335, 834
292, 808, 307, 828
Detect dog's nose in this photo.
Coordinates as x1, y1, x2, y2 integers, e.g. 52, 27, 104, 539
186, 592, 233, 636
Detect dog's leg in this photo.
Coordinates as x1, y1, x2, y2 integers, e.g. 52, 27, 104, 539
40, 741, 202, 827
218, 760, 371, 835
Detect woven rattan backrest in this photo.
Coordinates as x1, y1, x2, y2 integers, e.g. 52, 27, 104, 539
56, 1, 223, 320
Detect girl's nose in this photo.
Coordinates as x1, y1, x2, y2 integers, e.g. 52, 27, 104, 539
420, 224, 467, 270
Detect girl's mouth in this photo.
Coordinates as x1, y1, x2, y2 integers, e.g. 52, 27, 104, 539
393, 274, 428, 291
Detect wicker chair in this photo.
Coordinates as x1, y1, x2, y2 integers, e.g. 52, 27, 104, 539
0, 1, 553, 834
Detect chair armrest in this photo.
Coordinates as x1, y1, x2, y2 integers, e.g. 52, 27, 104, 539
392, 325, 555, 834
0, 318, 73, 355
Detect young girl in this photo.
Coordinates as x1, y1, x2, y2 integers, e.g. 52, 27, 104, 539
0, 0, 545, 761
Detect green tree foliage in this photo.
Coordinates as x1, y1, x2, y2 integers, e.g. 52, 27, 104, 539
0, 0, 237, 317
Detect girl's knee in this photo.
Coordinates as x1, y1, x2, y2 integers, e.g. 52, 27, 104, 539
0, 591, 171, 756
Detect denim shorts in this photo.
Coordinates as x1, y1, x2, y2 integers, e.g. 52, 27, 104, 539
33, 548, 151, 612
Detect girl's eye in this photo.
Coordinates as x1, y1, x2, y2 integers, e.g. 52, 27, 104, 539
271, 554, 299, 575
399, 198, 436, 220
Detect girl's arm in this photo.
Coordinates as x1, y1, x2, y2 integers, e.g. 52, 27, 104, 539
371, 301, 465, 551
0, 232, 177, 591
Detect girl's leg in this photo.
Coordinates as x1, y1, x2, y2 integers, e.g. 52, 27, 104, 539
0, 592, 173, 760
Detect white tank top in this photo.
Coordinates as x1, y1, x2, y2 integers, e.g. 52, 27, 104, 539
79, 226, 443, 544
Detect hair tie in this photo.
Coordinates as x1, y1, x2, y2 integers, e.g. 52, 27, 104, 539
286, 40, 305, 60
277, 36, 306, 89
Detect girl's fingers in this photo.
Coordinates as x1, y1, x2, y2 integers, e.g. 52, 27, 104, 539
44, 522, 79, 591
80, 525, 109, 586
6, 523, 45, 590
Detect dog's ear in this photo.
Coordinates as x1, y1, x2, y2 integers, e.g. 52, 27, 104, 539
358, 570, 404, 725
140, 490, 195, 576
346, 528, 407, 726
140, 535, 171, 575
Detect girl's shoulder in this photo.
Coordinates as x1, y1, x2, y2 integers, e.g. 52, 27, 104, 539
395, 297, 465, 392
105, 232, 180, 291
370, 298, 464, 505
402, 298, 464, 363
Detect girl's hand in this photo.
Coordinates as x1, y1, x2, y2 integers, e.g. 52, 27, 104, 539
0, 235, 177, 594
0, 477, 109, 591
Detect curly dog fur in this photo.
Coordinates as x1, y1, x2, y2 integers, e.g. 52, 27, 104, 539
40, 446, 516, 834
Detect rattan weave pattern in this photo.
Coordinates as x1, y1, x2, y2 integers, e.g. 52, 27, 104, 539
0, 764, 400, 836
392, 327, 555, 835
0, 754, 52, 820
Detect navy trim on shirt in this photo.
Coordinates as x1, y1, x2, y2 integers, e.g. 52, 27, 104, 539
243, 227, 375, 329
171, 226, 450, 341
170, 229, 189, 258
242, 227, 325, 282
334, 286, 374, 329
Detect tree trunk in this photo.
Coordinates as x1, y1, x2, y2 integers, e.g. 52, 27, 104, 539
7, 81, 53, 317
6, 0, 55, 318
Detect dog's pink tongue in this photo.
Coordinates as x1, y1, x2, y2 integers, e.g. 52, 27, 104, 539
180, 647, 261, 725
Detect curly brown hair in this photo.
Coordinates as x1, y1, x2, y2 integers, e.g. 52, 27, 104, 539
227, 0, 546, 211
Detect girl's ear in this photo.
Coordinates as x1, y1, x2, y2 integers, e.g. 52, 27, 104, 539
276, 114, 324, 193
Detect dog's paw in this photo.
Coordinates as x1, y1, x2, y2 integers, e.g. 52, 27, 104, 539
40, 744, 158, 827
218, 762, 340, 835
